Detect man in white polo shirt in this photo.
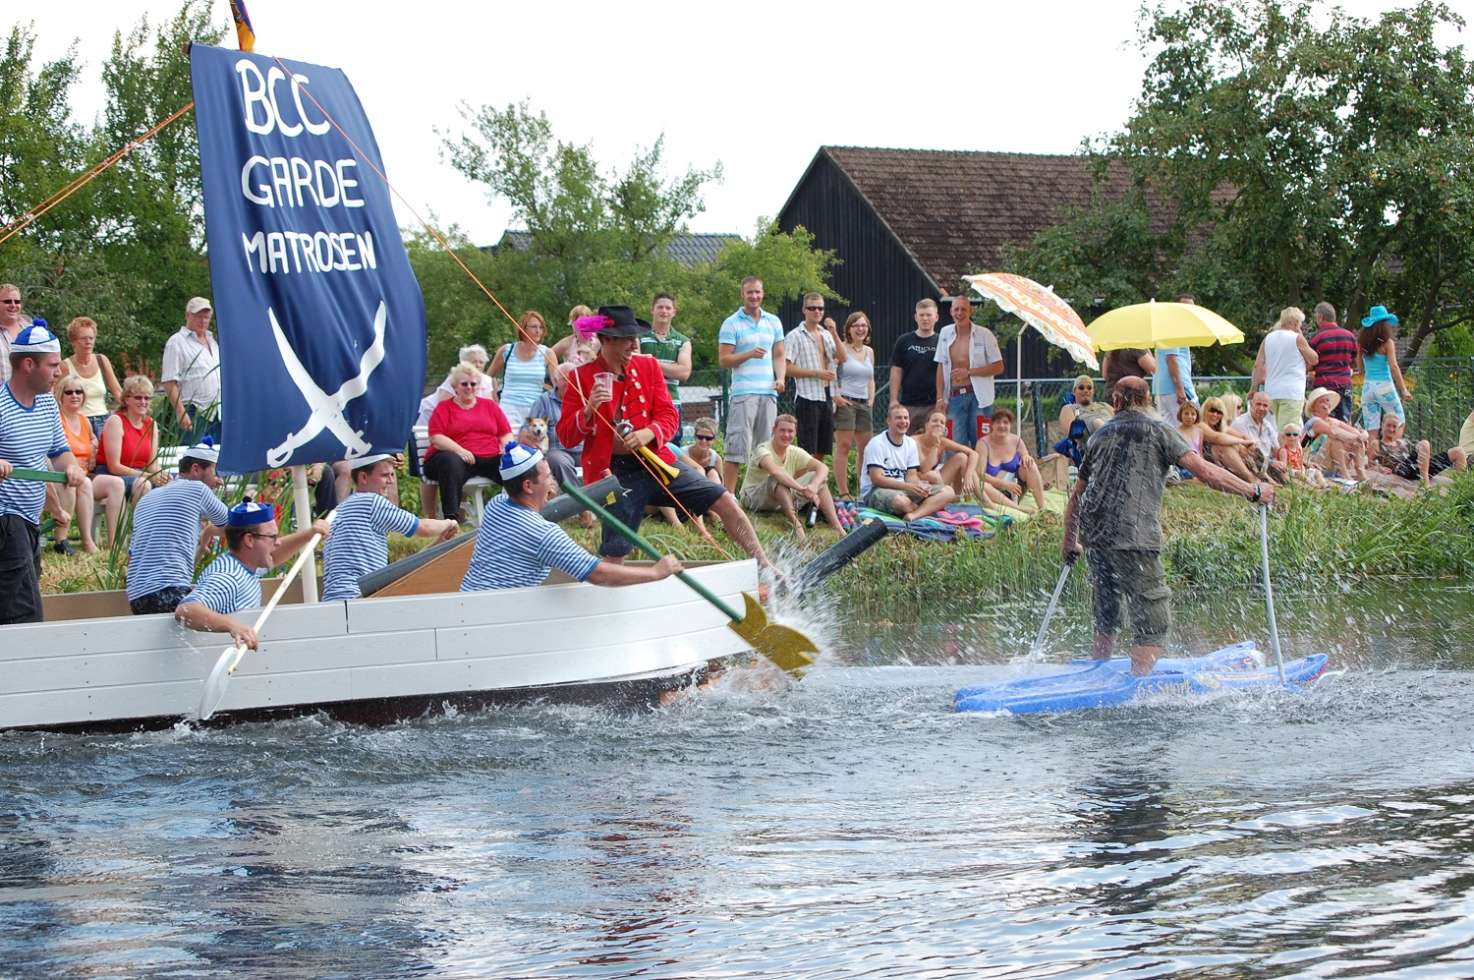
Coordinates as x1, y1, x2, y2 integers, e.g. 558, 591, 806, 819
321, 454, 458, 601
161, 296, 222, 440
0, 324, 88, 623
126, 437, 231, 614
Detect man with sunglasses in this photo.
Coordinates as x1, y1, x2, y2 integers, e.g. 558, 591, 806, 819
0, 283, 35, 385
784, 292, 839, 458
174, 498, 330, 649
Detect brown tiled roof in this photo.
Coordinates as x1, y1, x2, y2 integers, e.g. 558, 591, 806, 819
816, 146, 1152, 292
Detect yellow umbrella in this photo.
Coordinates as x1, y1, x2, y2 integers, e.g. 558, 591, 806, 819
1086, 300, 1245, 351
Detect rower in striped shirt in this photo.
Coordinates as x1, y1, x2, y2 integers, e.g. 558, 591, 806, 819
175, 499, 330, 650
461, 444, 681, 593
126, 437, 230, 615
0, 324, 88, 624
320, 454, 458, 601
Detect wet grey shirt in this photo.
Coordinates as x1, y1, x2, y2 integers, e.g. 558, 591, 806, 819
1078, 408, 1192, 551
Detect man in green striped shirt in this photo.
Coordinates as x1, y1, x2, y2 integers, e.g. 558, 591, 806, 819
641, 292, 692, 410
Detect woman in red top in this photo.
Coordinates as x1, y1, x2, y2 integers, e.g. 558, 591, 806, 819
94, 376, 168, 532
424, 362, 514, 522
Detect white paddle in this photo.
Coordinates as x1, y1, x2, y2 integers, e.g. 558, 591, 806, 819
1259, 504, 1286, 684
1027, 557, 1076, 663
196, 511, 335, 721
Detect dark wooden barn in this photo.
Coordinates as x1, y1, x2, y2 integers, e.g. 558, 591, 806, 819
775, 146, 1144, 378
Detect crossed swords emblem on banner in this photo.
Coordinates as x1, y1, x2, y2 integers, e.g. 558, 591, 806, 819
266, 300, 387, 467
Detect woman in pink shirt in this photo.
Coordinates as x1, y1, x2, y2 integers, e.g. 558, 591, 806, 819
424, 362, 514, 522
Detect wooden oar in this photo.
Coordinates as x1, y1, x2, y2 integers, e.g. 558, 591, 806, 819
559, 480, 817, 677
6, 467, 65, 483
196, 510, 336, 721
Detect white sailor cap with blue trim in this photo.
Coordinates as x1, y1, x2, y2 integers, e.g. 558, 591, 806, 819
10, 322, 59, 355
498, 443, 544, 481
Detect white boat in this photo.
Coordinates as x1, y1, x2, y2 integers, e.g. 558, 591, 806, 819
3, 557, 758, 732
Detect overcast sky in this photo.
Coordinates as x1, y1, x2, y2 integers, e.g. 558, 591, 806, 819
19, 0, 1472, 247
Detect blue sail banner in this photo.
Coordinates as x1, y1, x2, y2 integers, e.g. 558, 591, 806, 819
190, 43, 425, 472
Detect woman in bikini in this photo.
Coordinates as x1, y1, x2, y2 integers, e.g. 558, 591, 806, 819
914, 411, 980, 501
978, 407, 1047, 512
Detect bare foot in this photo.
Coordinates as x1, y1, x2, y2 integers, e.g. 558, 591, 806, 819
82, 541, 99, 554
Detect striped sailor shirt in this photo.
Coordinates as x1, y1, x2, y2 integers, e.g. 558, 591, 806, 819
179, 552, 261, 616
321, 491, 420, 601
460, 493, 599, 592
0, 385, 69, 525
126, 479, 231, 601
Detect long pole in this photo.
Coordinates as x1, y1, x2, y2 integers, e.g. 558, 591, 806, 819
291, 464, 318, 603
1259, 505, 1286, 683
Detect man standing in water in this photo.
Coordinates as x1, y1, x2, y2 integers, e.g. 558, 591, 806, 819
1061, 377, 1273, 676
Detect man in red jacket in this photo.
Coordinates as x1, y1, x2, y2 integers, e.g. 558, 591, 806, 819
559, 305, 772, 567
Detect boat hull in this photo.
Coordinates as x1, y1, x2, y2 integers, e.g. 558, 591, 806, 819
1, 560, 760, 732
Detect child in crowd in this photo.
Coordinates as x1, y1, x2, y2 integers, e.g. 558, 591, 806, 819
1171, 402, 1203, 482
1276, 421, 1327, 488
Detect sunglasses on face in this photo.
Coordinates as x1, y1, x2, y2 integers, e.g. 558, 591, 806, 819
127, 394, 151, 401
805, 306, 824, 312
456, 380, 478, 388
694, 433, 715, 442
0, 299, 20, 305
62, 389, 84, 395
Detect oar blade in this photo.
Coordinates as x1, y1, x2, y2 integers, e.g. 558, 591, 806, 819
196, 645, 240, 721
726, 591, 818, 677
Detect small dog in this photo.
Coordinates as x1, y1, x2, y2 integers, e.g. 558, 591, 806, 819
520, 417, 550, 453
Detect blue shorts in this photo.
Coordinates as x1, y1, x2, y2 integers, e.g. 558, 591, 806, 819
945, 390, 994, 449
1360, 380, 1403, 430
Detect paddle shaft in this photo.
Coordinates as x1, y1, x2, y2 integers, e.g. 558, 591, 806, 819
1029, 559, 1075, 662
1259, 505, 1286, 684
7, 467, 65, 484
559, 480, 743, 623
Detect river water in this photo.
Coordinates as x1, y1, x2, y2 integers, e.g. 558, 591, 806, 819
3, 585, 1473, 977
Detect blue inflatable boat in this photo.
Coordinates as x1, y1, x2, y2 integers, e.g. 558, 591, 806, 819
953, 642, 1328, 715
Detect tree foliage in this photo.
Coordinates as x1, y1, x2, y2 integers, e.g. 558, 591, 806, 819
439, 102, 838, 376
1010, 0, 1474, 366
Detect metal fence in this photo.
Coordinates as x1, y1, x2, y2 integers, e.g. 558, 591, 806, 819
682, 356, 1474, 456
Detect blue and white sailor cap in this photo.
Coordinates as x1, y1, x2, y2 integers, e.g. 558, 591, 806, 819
10, 321, 59, 355
184, 436, 220, 465
498, 443, 544, 481
350, 452, 397, 476
226, 497, 276, 528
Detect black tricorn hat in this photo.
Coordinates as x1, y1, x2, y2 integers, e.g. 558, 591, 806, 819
595, 305, 651, 337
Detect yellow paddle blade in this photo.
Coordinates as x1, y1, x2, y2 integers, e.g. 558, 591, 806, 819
726, 591, 818, 677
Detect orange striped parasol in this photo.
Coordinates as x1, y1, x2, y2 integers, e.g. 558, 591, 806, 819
963, 273, 1098, 370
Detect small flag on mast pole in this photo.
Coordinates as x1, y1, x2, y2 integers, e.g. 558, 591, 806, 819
229, 0, 256, 52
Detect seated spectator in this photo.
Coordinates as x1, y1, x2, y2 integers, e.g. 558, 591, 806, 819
1369, 416, 1454, 489
46, 373, 100, 553
526, 362, 592, 528
1455, 408, 1474, 472
979, 407, 1047, 512
434, 345, 494, 403
1276, 421, 1327, 488
489, 309, 558, 432
914, 410, 980, 501
424, 362, 514, 522
1208, 393, 1270, 482
60, 316, 122, 436
1059, 375, 1113, 442
678, 416, 723, 483
94, 376, 168, 528
860, 405, 957, 519
175, 499, 331, 650
1303, 387, 1369, 479
738, 414, 845, 540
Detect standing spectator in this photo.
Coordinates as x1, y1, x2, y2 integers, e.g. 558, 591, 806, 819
1356, 305, 1412, 432
1251, 306, 1318, 430
161, 296, 221, 439
59, 317, 122, 435
860, 405, 957, 519
1101, 347, 1156, 404
784, 291, 839, 459
489, 309, 558, 433
1062, 376, 1270, 676
641, 293, 692, 420
738, 414, 845, 541
933, 293, 1004, 448
424, 362, 515, 522
1152, 293, 1198, 417
0, 325, 87, 624
0, 283, 34, 384
49, 374, 101, 554
434, 345, 495, 402
1307, 302, 1357, 423
125, 439, 229, 615
717, 277, 785, 492
890, 299, 943, 434
551, 304, 597, 365
832, 311, 875, 498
